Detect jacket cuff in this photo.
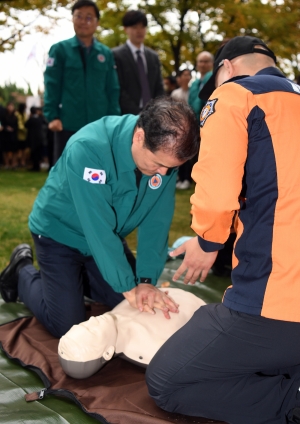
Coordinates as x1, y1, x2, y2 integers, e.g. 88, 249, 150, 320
198, 235, 224, 252
136, 276, 156, 286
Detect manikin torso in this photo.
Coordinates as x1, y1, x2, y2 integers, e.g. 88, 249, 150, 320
58, 288, 205, 378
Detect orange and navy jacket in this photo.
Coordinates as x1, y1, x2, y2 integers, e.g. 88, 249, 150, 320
191, 67, 300, 322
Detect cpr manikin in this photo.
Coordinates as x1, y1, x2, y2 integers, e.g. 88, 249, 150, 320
58, 288, 205, 378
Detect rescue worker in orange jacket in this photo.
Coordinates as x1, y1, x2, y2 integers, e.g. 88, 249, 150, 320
146, 36, 300, 424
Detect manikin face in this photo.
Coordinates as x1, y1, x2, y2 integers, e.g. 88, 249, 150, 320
72, 6, 98, 39
124, 23, 147, 47
131, 128, 185, 176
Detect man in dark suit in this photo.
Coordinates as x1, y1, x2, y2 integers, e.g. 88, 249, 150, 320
113, 10, 164, 115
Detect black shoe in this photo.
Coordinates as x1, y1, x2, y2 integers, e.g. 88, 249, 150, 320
0, 244, 33, 302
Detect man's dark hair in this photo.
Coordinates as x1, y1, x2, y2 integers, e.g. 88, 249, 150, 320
136, 97, 199, 161
30, 106, 37, 115
71, 0, 100, 20
165, 75, 177, 86
122, 10, 147, 27
18, 103, 26, 114
177, 68, 192, 78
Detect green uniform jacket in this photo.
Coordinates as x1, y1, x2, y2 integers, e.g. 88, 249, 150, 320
188, 71, 212, 120
43, 36, 121, 132
29, 115, 177, 293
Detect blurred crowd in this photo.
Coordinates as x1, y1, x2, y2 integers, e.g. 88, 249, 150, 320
0, 103, 52, 171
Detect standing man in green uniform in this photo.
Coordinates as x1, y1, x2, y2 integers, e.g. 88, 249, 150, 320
44, 0, 120, 164
0, 97, 199, 339
188, 51, 213, 121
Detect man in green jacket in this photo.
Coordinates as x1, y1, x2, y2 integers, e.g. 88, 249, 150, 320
188, 51, 213, 121
44, 0, 121, 164
0, 97, 199, 338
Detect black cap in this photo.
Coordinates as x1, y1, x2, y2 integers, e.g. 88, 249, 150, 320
199, 36, 277, 101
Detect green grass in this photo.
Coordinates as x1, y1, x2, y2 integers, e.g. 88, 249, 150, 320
0, 170, 195, 268
0, 170, 48, 269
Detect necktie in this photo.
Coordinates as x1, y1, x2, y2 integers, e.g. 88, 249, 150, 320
136, 50, 151, 108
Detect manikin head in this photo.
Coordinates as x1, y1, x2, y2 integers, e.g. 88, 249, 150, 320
58, 313, 117, 379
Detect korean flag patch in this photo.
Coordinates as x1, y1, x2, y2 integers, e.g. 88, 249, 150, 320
83, 168, 106, 184
200, 98, 218, 128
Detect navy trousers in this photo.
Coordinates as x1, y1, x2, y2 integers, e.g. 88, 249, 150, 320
18, 233, 127, 338
146, 303, 300, 424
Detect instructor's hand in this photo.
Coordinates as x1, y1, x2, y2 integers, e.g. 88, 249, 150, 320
170, 236, 218, 284
123, 284, 179, 319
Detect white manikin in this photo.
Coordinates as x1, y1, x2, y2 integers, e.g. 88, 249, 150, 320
58, 288, 205, 379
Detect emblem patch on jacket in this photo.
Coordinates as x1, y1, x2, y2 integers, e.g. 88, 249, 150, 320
46, 57, 55, 67
83, 168, 106, 184
200, 98, 218, 128
148, 174, 162, 189
97, 54, 106, 63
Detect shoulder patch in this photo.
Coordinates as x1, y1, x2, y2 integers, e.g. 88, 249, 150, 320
46, 57, 55, 67
83, 168, 106, 184
200, 98, 218, 128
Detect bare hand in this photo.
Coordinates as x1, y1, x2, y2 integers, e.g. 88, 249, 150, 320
48, 119, 63, 132
123, 284, 179, 319
169, 236, 218, 284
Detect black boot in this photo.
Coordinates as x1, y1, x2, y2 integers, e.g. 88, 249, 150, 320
0, 244, 33, 302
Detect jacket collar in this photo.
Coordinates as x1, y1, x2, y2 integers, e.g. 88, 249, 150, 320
255, 66, 285, 78
70, 35, 103, 52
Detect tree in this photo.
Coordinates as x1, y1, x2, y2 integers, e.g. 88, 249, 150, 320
0, 82, 32, 105
96, 0, 300, 76
0, 0, 69, 52
1, 0, 300, 76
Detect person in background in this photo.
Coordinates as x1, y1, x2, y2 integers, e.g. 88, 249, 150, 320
113, 10, 164, 115
43, 0, 120, 164
15, 103, 28, 168
163, 75, 178, 96
25, 106, 43, 172
0, 104, 5, 167
36, 107, 50, 171
1, 102, 18, 169
188, 51, 213, 121
171, 68, 193, 190
171, 68, 192, 103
